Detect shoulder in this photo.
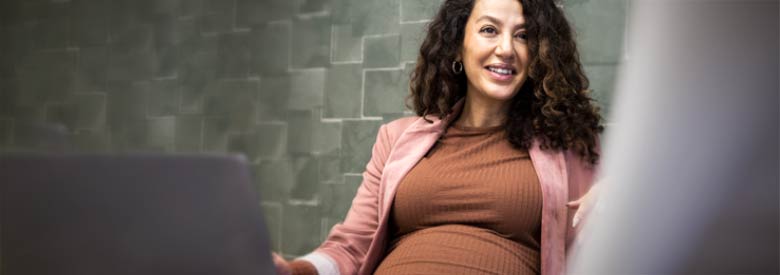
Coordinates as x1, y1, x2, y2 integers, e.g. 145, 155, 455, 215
384, 116, 420, 131
381, 116, 423, 141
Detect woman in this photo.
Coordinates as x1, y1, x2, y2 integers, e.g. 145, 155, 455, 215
275, 0, 603, 274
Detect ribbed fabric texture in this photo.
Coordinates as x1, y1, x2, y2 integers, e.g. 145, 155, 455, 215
374, 123, 542, 275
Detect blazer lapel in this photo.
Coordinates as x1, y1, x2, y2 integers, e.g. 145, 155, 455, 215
529, 140, 568, 275
379, 117, 442, 217
378, 99, 465, 219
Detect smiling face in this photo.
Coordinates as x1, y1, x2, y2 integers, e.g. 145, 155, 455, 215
460, 0, 530, 107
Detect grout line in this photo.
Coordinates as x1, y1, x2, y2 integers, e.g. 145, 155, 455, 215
330, 24, 337, 64
360, 69, 366, 118
320, 118, 344, 123
331, 60, 362, 65
362, 33, 398, 39
340, 117, 383, 122
363, 67, 403, 72
400, 19, 432, 24
296, 10, 330, 20
342, 173, 363, 177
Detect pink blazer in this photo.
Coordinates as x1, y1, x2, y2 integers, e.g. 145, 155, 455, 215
300, 99, 598, 275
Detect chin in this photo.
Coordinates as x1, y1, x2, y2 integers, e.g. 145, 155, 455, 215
482, 85, 521, 101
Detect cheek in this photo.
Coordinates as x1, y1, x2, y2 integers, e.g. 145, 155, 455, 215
516, 46, 530, 65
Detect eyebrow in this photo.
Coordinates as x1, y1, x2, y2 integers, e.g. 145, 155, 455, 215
476, 15, 527, 29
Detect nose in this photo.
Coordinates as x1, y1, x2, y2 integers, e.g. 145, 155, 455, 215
494, 33, 515, 61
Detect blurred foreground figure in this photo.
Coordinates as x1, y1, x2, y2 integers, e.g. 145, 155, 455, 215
567, 0, 779, 274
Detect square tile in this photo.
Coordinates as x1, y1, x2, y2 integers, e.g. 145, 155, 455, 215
288, 70, 326, 110
146, 116, 175, 151
70, 93, 107, 131
331, 24, 362, 63
203, 0, 234, 15
153, 15, 179, 78
107, 49, 159, 81
252, 123, 287, 158
236, 0, 299, 28
258, 74, 291, 121
401, 0, 443, 22
45, 103, 77, 131
260, 202, 283, 252
178, 47, 218, 113
15, 51, 77, 104
281, 204, 322, 256
318, 177, 361, 219
179, 0, 205, 18
174, 114, 203, 152
400, 22, 426, 62
107, 82, 147, 126
146, 80, 179, 117
286, 109, 315, 155
299, 0, 329, 14
111, 24, 154, 53
288, 156, 320, 201
564, 0, 627, 64
250, 22, 290, 76
70, 130, 110, 153
318, 154, 342, 183
202, 79, 259, 130
350, 0, 400, 36
329, 0, 353, 24
75, 46, 108, 92
201, 12, 233, 34
324, 63, 362, 118
340, 119, 382, 173
33, 5, 71, 50
217, 32, 251, 78
109, 118, 148, 152
255, 158, 295, 203
364, 69, 406, 116
291, 16, 331, 69
202, 116, 230, 151
363, 35, 401, 68
312, 120, 342, 156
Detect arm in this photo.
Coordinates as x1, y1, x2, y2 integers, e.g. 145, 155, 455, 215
293, 123, 395, 275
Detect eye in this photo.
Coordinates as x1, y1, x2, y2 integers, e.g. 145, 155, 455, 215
479, 26, 498, 35
514, 32, 528, 40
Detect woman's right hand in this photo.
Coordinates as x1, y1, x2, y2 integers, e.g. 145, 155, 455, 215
273, 252, 291, 275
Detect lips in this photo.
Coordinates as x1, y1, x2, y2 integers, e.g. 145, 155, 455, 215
484, 64, 517, 76
484, 63, 517, 82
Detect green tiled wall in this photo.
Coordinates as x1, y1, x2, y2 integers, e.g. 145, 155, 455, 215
0, 0, 626, 258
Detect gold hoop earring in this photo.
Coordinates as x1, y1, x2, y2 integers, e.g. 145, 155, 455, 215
452, 61, 463, 74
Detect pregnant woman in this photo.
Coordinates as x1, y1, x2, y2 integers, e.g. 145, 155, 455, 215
275, 0, 603, 274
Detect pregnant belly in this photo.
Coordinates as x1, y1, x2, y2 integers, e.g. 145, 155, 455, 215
373, 224, 540, 275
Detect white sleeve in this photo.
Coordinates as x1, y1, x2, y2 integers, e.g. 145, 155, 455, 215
297, 251, 340, 275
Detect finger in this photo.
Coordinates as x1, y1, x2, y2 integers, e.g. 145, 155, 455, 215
572, 211, 581, 228
567, 200, 581, 208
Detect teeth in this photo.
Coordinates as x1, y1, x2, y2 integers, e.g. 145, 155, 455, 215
488, 67, 512, 75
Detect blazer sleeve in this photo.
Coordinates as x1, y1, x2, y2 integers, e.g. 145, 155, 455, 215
564, 147, 601, 251
297, 123, 394, 275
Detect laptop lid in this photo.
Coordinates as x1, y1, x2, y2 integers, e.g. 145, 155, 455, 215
0, 154, 275, 275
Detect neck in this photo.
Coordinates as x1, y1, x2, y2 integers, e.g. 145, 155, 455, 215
456, 93, 509, 128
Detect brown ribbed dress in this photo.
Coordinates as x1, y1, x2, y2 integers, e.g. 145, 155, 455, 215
373, 123, 542, 275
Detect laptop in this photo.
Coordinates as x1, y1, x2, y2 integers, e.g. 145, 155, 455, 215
0, 154, 276, 275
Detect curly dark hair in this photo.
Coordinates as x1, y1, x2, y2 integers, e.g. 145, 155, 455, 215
408, 0, 604, 165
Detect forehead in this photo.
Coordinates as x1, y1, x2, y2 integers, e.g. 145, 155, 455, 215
471, 0, 526, 24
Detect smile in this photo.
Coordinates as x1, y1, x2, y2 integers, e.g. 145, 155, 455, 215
484, 64, 517, 82
486, 66, 515, 75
